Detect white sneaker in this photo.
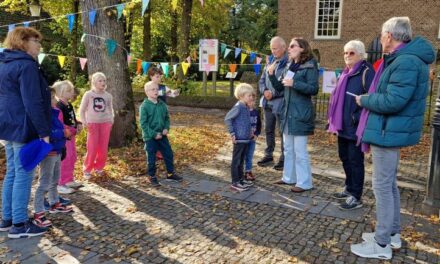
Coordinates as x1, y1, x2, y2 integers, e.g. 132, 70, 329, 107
57, 185, 76, 194
65, 181, 83, 189
362, 232, 401, 249
351, 240, 392, 260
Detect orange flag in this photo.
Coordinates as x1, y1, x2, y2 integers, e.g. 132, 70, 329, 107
136, 59, 142, 74
229, 64, 237, 73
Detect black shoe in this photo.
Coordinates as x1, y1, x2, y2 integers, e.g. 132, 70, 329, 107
273, 160, 284, 171
166, 173, 183, 182
149, 176, 161, 187
257, 156, 273, 166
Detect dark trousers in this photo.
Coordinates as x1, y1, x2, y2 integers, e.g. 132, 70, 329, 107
263, 106, 284, 162
338, 136, 365, 200
231, 143, 248, 184
145, 137, 174, 177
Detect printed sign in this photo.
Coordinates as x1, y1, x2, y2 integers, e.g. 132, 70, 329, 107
322, 71, 338, 94
199, 39, 219, 72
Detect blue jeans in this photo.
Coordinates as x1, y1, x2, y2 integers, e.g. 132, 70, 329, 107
263, 106, 284, 161
371, 145, 401, 245
244, 140, 256, 172
2, 141, 35, 224
338, 137, 365, 200
34, 155, 61, 213
145, 137, 174, 177
282, 133, 313, 189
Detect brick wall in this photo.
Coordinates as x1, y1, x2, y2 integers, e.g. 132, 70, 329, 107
278, 0, 440, 68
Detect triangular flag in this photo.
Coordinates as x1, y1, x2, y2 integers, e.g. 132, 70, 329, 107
8, 24, 15, 32
136, 59, 142, 74
160, 63, 169, 77
241, 53, 247, 64
66, 14, 75, 33
186, 56, 191, 64
23, 22, 30, 28
224, 48, 231, 59
192, 50, 198, 60
335, 68, 343, 78
220, 43, 226, 54
89, 10, 96, 26
253, 64, 261, 76
105, 39, 117, 57
142, 61, 150, 74
256, 56, 262, 64
319, 67, 324, 76
58, 56, 66, 68
171, 0, 178, 10
250, 52, 256, 63
173, 64, 178, 75
229, 64, 237, 73
81, 33, 86, 42
127, 54, 132, 65
234, 48, 241, 59
79, 58, 87, 70
38, 53, 46, 64
117, 4, 125, 20
142, 0, 150, 16
200, 0, 204, 7
181, 62, 190, 75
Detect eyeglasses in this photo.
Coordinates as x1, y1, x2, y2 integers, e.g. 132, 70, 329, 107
343, 51, 356, 56
289, 44, 299, 49
28, 39, 41, 44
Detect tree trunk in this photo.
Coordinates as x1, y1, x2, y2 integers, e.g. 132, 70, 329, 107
123, 9, 134, 53
170, 9, 178, 63
80, 0, 136, 147
142, 7, 151, 60
179, 0, 193, 61
70, 0, 79, 82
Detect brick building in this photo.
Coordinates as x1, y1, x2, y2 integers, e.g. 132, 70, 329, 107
277, 0, 440, 68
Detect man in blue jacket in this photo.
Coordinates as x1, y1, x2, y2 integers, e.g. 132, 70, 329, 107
351, 17, 435, 260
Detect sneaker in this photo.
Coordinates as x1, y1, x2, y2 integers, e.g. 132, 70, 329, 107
84, 172, 91, 180
59, 196, 72, 206
257, 156, 273, 167
65, 181, 83, 189
351, 240, 392, 260
33, 212, 52, 228
230, 182, 250, 192
241, 180, 254, 188
362, 233, 402, 249
332, 190, 350, 199
339, 196, 363, 210
245, 171, 256, 181
0, 219, 12, 231
44, 199, 50, 211
273, 160, 284, 171
48, 202, 73, 214
8, 220, 47, 239
149, 176, 161, 187
166, 173, 183, 182
57, 185, 76, 194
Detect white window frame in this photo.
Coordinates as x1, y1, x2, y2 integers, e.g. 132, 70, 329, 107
314, 0, 343, 40
438, 21, 440, 39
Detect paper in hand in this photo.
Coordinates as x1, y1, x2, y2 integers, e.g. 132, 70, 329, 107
284, 70, 295, 79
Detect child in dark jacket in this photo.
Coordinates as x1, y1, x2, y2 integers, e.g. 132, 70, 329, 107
225, 83, 255, 192
244, 96, 262, 181
33, 88, 73, 228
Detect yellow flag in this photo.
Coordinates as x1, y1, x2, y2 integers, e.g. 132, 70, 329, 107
241, 53, 247, 64
171, 0, 178, 10
58, 56, 66, 68
181, 62, 190, 75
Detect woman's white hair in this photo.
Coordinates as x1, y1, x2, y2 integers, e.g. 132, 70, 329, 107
382, 17, 412, 42
344, 40, 366, 59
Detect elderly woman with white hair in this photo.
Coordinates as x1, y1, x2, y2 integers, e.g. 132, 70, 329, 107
327, 40, 375, 210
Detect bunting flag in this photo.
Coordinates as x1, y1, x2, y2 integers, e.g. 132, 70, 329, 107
200, 0, 204, 7
319, 67, 324, 76
105, 39, 117, 57
192, 50, 198, 60
23, 22, 30, 28
67, 14, 75, 33
253, 64, 261, 76
117, 4, 125, 20
127, 54, 132, 65
224, 48, 231, 58
229, 64, 237, 73
173, 64, 178, 75
89, 10, 97, 26
250, 52, 256, 63
142, 0, 150, 16
171, 0, 178, 10
8, 24, 15, 32
181, 62, 190, 75
160, 62, 169, 77
186, 56, 191, 64
256, 56, 262, 64
234, 48, 241, 59
38, 53, 46, 64
80, 33, 86, 42
220, 43, 226, 55
241, 53, 247, 64
136, 59, 142, 74
335, 68, 343, 78
79, 58, 87, 70
58, 56, 66, 68
142, 61, 150, 74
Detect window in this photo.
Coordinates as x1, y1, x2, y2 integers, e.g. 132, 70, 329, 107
315, 0, 343, 39
438, 22, 440, 39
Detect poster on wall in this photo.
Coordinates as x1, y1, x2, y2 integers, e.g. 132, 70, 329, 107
322, 71, 338, 94
199, 39, 219, 72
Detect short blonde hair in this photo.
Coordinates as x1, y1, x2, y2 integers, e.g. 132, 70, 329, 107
4, 27, 42, 51
52, 80, 74, 99
91, 72, 107, 90
144, 81, 158, 92
234, 83, 254, 99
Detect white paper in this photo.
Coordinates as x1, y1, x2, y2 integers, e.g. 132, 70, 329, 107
284, 70, 295, 79
346, 91, 358, 97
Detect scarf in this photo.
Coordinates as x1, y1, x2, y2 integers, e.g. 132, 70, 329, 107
327, 60, 363, 133
355, 42, 407, 152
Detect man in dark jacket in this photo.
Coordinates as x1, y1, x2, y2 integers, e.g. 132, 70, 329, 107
351, 17, 436, 260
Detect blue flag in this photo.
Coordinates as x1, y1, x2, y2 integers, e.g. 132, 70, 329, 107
105, 39, 117, 57
142, 61, 150, 74
23, 22, 30, 28
250, 52, 256, 63
66, 14, 75, 33
142, 0, 150, 16
117, 4, 125, 20
89, 10, 97, 26
8, 24, 15, 32
234, 48, 241, 59
253, 64, 261, 76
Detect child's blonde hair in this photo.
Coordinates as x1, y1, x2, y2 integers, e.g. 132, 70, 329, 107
91, 72, 107, 90
234, 83, 254, 99
144, 81, 158, 93
52, 80, 74, 99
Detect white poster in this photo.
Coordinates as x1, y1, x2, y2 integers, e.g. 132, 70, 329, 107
199, 39, 219, 72
322, 71, 337, 94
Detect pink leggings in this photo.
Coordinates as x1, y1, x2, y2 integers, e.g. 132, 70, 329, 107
83, 122, 112, 173
59, 135, 77, 185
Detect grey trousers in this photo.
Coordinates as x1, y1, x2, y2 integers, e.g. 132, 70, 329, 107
371, 145, 401, 245
34, 155, 61, 213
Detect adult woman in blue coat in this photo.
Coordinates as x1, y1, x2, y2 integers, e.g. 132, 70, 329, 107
268, 38, 319, 193
0, 27, 51, 238
327, 40, 375, 210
